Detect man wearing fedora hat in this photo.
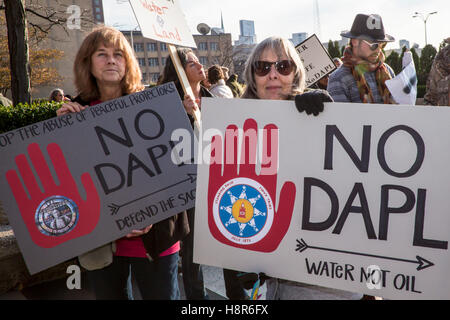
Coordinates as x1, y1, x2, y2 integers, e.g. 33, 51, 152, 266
327, 13, 396, 104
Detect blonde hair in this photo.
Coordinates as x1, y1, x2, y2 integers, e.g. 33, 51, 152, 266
242, 37, 306, 99
74, 26, 144, 101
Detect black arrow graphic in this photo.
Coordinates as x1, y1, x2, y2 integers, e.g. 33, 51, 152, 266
109, 173, 197, 215
295, 238, 434, 271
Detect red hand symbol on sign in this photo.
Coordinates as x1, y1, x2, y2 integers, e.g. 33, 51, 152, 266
208, 118, 296, 252
5, 143, 100, 248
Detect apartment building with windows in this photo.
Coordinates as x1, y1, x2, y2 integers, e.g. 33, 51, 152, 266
121, 31, 233, 84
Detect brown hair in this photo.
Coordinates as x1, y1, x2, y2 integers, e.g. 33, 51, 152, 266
207, 65, 224, 85
74, 25, 144, 101
158, 47, 194, 85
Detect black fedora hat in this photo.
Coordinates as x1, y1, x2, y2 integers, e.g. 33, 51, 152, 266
341, 13, 395, 42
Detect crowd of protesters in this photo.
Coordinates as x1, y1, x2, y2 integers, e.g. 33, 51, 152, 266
49, 12, 449, 300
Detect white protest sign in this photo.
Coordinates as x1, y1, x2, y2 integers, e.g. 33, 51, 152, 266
296, 34, 337, 87
194, 97, 450, 299
386, 51, 417, 105
128, 0, 196, 48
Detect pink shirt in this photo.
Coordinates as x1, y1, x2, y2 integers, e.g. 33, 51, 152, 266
114, 237, 180, 258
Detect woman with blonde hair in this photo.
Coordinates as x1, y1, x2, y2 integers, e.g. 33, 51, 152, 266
57, 26, 188, 300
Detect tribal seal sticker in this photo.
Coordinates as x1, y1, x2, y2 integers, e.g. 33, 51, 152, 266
35, 196, 79, 236
213, 177, 274, 245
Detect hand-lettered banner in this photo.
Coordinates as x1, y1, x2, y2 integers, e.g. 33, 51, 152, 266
0, 83, 196, 274
129, 0, 196, 48
296, 34, 337, 87
194, 98, 450, 299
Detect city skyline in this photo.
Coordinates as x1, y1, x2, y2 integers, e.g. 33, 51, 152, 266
103, 0, 449, 50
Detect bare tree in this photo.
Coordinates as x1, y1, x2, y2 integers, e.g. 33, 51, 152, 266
0, 0, 94, 105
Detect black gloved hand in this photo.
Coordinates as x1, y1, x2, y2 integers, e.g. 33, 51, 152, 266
295, 89, 333, 116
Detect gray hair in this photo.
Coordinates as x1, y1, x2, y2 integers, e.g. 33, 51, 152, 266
242, 37, 306, 99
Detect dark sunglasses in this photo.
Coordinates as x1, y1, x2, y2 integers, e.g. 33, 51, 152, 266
362, 40, 386, 50
254, 60, 295, 76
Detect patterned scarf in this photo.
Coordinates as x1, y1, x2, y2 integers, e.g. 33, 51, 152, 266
342, 45, 393, 104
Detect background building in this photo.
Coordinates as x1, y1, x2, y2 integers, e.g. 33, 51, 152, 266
235, 20, 256, 45
121, 31, 234, 84
399, 39, 410, 49
290, 32, 308, 46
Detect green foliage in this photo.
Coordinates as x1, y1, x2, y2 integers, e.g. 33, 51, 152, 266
410, 48, 421, 74
417, 84, 426, 98
385, 51, 402, 75
0, 100, 61, 134
418, 44, 437, 85
327, 40, 341, 59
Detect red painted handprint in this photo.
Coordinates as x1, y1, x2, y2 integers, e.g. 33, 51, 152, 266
6, 143, 100, 248
208, 118, 296, 252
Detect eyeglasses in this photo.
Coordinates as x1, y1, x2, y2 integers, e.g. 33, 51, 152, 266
254, 60, 295, 77
362, 40, 386, 51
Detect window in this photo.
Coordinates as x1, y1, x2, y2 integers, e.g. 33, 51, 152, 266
137, 58, 146, 66
160, 43, 167, 51
199, 56, 208, 65
148, 58, 159, 67
150, 73, 160, 83
134, 43, 144, 52
210, 42, 219, 51
198, 42, 208, 51
147, 42, 157, 52
161, 57, 167, 66
142, 73, 147, 81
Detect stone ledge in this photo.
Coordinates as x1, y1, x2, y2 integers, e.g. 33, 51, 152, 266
0, 225, 77, 295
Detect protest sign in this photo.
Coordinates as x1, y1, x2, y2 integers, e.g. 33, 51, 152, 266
296, 34, 337, 87
386, 51, 417, 105
194, 97, 450, 299
0, 83, 196, 274
128, 0, 196, 48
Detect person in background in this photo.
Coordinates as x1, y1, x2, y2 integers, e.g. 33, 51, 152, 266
327, 13, 396, 104
159, 48, 249, 300
241, 35, 362, 300
208, 65, 234, 98
226, 73, 244, 97
201, 69, 212, 90
56, 26, 188, 300
0, 93, 12, 107
221, 66, 230, 80
49, 88, 68, 102
424, 37, 449, 106
158, 47, 212, 300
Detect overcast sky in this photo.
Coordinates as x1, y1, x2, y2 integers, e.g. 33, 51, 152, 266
103, 0, 449, 50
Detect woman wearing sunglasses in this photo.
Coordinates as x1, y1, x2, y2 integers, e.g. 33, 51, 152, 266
242, 36, 332, 115
327, 13, 396, 104
241, 36, 362, 300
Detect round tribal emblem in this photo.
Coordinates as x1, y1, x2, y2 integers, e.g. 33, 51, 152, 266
35, 196, 79, 236
212, 178, 274, 245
